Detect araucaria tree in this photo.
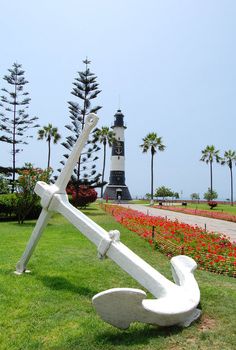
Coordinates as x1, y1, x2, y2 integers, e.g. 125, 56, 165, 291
221, 150, 236, 206
140, 132, 165, 205
61, 59, 102, 201
0, 63, 39, 192
200, 145, 221, 194
93, 126, 116, 198
38, 124, 61, 170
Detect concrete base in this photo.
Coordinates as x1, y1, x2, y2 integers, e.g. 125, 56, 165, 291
14, 269, 31, 275
103, 185, 132, 200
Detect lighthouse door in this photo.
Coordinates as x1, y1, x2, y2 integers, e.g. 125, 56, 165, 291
116, 189, 122, 200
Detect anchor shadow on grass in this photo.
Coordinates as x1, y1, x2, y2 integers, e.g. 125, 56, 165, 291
12, 221, 54, 228
95, 324, 182, 346
38, 275, 96, 297
81, 211, 105, 217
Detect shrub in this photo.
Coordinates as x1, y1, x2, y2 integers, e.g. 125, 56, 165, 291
0, 193, 41, 221
0, 174, 10, 194
15, 163, 52, 224
0, 194, 17, 217
208, 201, 218, 209
69, 185, 97, 207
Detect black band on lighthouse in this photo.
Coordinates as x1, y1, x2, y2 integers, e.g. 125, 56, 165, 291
109, 171, 126, 185
112, 141, 125, 156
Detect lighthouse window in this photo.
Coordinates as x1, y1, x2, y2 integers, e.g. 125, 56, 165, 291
118, 137, 120, 140
118, 156, 120, 160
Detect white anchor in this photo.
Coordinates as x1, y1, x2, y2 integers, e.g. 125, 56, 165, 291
15, 114, 201, 329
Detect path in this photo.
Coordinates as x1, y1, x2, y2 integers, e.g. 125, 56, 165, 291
120, 204, 236, 243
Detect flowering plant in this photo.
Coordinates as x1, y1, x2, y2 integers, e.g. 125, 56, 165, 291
102, 204, 236, 277
154, 204, 236, 223
66, 184, 97, 207
208, 201, 218, 209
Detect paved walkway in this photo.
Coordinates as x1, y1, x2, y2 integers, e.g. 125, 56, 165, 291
120, 204, 236, 243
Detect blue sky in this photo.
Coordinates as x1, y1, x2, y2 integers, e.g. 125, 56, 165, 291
1, 0, 236, 199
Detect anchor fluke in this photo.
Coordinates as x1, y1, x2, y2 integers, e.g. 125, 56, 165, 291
92, 255, 201, 329
92, 288, 147, 329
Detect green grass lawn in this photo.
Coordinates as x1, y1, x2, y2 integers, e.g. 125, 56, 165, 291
0, 203, 236, 349
177, 202, 236, 215
129, 200, 150, 205
130, 200, 236, 216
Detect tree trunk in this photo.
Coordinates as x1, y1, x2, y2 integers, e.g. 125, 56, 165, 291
76, 79, 87, 201
150, 149, 154, 205
230, 165, 234, 206
101, 142, 106, 198
12, 82, 17, 193
12, 133, 16, 193
210, 161, 213, 193
47, 137, 51, 169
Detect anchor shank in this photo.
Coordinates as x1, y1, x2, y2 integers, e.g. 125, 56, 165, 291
51, 194, 176, 298
51, 194, 110, 247
106, 242, 176, 298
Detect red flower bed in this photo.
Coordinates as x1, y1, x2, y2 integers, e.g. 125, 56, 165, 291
153, 205, 236, 223
101, 204, 236, 278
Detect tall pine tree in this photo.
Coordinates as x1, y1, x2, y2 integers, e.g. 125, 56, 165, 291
60, 59, 102, 200
0, 62, 39, 192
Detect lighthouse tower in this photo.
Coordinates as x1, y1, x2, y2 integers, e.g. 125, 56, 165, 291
103, 110, 132, 200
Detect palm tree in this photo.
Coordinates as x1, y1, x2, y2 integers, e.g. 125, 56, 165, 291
93, 126, 116, 198
221, 150, 236, 206
200, 145, 221, 194
140, 132, 165, 205
38, 124, 61, 169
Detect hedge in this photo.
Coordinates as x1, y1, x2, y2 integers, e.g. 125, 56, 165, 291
0, 194, 41, 222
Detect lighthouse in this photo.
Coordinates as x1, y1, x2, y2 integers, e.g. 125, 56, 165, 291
103, 110, 132, 201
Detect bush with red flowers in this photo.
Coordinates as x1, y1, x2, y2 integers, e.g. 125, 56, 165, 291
208, 201, 218, 209
68, 185, 97, 208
